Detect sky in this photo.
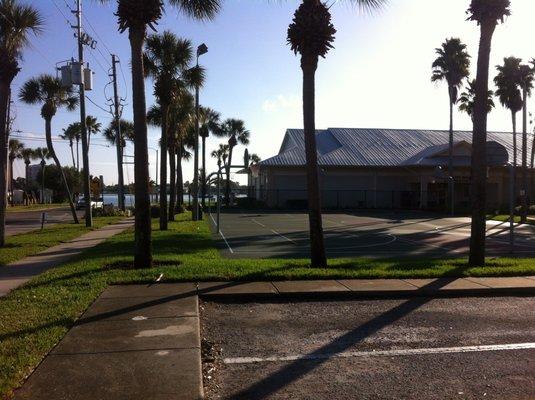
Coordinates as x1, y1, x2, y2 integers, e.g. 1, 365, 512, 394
9, 0, 535, 186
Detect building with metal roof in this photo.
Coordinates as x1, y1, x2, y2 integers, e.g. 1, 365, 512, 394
247, 128, 524, 211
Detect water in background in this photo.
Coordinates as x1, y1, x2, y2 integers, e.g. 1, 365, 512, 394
102, 193, 214, 206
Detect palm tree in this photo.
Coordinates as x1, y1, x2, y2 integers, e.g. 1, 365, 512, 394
0, 0, 42, 245
60, 124, 78, 168
432, 38, 471, 214
517, 63, 534, 223
34, 147, 51, 204
458, 79, 495, 120
20, 147, 35, 185
198, 106, 221, 208
219, 119, 249, 206
8, 138, 23, 204
99, 0, 221, 268
467, 0, 511, 267
19, 74, 79, 224
144, 31, 200, 230
85, 115, 101, 148
250, 153, 261, 164
103, 119, 135, 147
494, 57, 523, 169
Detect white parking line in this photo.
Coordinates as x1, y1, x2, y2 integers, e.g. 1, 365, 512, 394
270, 229, 297, 244
223, 342, 535, 364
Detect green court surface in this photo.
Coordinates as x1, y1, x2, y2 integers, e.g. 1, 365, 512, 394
208, 210, 535, 259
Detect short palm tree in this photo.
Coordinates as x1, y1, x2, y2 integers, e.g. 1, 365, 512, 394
458, 79, 495, 120
467, 0, 511, 267
494, 57, 522, 167
8, 138, 24, 204
287, 0, 386, 267
144, 31, 199, 229
198, 106, 221, 207
98, 0, 221, 268
19, 74, 79, 224
250, 153, 261, 164
0, 0, 42, 245
219, 119, 250, 206
432, 37, 470, 214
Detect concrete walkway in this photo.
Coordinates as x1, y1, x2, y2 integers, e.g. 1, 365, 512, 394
0, 218, 133, 297
13, 277, 535, 399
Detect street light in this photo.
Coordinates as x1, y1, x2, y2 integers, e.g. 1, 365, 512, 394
192, 43, 208, 221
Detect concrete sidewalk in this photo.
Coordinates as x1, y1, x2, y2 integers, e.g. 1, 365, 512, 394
13, 277, 535, 399
0, 218, 133, 297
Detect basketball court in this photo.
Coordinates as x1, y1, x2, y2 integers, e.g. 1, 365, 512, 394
208, 210, 535, 259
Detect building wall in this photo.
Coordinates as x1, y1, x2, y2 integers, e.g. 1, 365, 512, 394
254, 165, 516, 211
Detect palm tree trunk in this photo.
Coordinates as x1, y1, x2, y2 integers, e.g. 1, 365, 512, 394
469, 20, 496, 267
201, 135, 206, 208
521, 87, 528, 223
225, 145, 234, 206
159, 104, 169, 230
9, 157, 14, 206
76, 138, 80, 171
129, 26, 152, 268
448, 87, 454, 215
45, 117, 79, 224
0, 83, 10, 246
177, 145, 184, 207
70, 142, 76, 168
302, 54, 327, 268
168, 141, 176, 222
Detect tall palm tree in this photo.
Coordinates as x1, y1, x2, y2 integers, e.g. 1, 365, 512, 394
8, 138, 23, 204
144, 31, 200, 230
60, 125, 77, 168
0, 0, 42, 245
287, 0, 386, 267
494, 57, 522, 168
100, 0, 221, 268
19, 74, 79, 224
467, 0, 511, 267
517, 63, 534, 223
61, 122, 81, 170
431, 38, 471, 214
458, 79, 495, 120
85, 115, 101, 149
219, 119, 249, 206
198, 106, 221, 208
20, 147, 36, 186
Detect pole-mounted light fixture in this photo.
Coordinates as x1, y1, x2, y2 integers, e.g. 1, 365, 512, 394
197, 43, 208, 57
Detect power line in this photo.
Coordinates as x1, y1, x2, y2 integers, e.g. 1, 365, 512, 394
86, 95, 112, 115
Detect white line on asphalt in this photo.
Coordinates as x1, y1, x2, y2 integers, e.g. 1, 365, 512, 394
223, 342, 535, 364
251, 219, 266, 228
270, 229, 297, 244
209, 213, 234, 254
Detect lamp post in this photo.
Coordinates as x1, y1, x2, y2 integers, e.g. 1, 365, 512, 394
148, 147, 159, 203
192, 43, 208, 221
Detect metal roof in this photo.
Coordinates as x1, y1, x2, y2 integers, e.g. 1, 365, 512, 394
259, 128, 516, 168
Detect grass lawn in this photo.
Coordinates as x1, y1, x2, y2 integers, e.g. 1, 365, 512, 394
488, 214, 535, 225
5, 204, 67, 213
0, 216, 123, 266
1, 212, 535, 397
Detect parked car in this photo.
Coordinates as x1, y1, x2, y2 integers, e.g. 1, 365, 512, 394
75, 198, 104, 210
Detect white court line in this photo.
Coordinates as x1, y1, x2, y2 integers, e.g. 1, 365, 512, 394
251, 218, 267, 228
223, 342, 535, 364
270, 229, 297, 244
209, 213, 234, 254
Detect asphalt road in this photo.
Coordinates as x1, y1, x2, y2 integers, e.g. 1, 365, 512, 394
5, 207, 82, 236
202, 296, 535, 399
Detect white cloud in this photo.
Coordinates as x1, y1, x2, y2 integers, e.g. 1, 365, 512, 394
262, 94, 300, 113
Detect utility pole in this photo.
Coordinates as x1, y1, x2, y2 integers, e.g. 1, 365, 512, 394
73, 0, 92, 227
111, 55, 125, 211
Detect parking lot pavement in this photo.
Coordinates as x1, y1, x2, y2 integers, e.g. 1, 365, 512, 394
201, 296, 535, 399
5, 207, 83, 236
